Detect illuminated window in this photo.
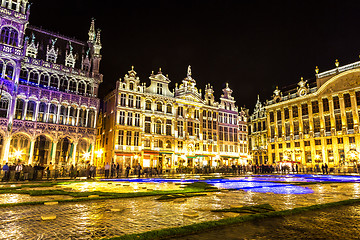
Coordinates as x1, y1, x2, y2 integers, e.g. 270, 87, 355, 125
333, 96, 340, 110
118, 130, 124, 145
145, 100, 151, 110
292, 106, 298, 118
303, 120, 309, 134
312, 101, 319, 114
315, 139, 321, 145
337, 137, 343, 144
343, 93, 351, 108
304, 141, 310, 146
335, 114, 342, 131
313, 117, 320, 133
326, 139, 332, 145
322, 98, 329, 112
0, 27, 18, 46
346, 112, 354, 130
301, 104, 308, 116
325, 115, 331, 132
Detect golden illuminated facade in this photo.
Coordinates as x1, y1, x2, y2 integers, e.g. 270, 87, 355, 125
249, 96, 268, 164
265, 60, 360, 171
98, 66, 248, 170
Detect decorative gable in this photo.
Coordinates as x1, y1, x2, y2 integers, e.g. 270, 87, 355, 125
46, 38, 59, 63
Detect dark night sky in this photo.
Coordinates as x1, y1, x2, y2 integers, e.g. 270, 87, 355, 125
29, 0, 360, 112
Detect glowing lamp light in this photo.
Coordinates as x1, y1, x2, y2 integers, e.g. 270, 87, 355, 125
283, 155, 289, 160
134, 154, 139, 160
181, 155, 187, 160
83, 152, 90, 160
14, 150, 23, 159
95, 149, 103, 158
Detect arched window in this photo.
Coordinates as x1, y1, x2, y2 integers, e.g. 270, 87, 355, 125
5, 62, 14, 80
29, 71, 39, 84
129, 82, 134, 91
59, 77, 68, 92
158, 140, 163, 148
0, 61, 4, 77
145, 100, 152, 110
20, 68, 28, 81
50, 75, 58, 89
156, 120, 162, 134
166, 104, 172, 114
0, 96, 9, 118
69, 80, 77, 92
59, 105, 67, 124
40, 74, 49, 87
78, 81, 85, 95
87, 109, 95, 128
69, 107, 76, 126
86, 84, 92, 96
48, 103, 57, 123
156, 102, 162, 112
79, 108, 85, 127
15, 98, 24, 119
166, 140, 171, 149
26, 101, 36, 121
0, 27, 18, 46
37, 102, 47, 122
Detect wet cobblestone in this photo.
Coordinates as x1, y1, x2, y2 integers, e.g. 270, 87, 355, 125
172, 203, 360, 240
0, 182, 359, 239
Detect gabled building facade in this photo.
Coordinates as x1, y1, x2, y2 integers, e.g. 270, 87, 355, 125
265, 59, 360, 171
99, 66, 248, 170
0, 1, 102, 166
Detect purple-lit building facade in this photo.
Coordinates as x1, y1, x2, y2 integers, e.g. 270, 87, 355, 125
0, 1, 102, 166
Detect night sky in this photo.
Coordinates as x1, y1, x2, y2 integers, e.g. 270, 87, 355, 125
29, 0, 360, 112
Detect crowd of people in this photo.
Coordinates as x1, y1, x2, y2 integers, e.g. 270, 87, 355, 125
0, 160, 357, 182
1, 161, 98, 182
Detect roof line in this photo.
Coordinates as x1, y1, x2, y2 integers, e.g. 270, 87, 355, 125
28, 25, 87, 46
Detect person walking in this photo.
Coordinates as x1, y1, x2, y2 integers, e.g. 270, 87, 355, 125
324, 163, 329, 174
2, 163, 9, 181
125, 165, 131, 178
136, 163, 142, 178
15, 163, 23, 181
104, 162, 110, 178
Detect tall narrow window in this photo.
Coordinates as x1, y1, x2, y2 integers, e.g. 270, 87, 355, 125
322, 98, 329, 112
313, 117, 320, 133
120, 94, 126, 107
127, 112, 133, 126
145, 100, 151, 110
156, 120, 162, 134
126, 131, 132, 145
335, 114, 342, 131
0, 96, 9, 118
37, 102, 47, 122
134, 113, 140, 127
292, 106, 298, 118
166, 119, 172, 136
187, 121, 193, 136
343, 93, 351, 108
118, 130, 124, 145
346, 112, 354, 130
135, 96, 141, 109
26, 101, 36, 121
156, 83, 163, 95
177, 121, 183, 137
134, 132, 139, 146
119, 111, 125, 125
301, 104, 308, 116
325, 115, 331, 132
312, 101, 319, 114
145, 117, 151, 133
128, 95, 134, 108
333, 96, 340, 110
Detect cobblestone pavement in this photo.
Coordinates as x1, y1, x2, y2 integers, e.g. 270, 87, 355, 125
0, 183, 359, 239
171, 203, 360, 240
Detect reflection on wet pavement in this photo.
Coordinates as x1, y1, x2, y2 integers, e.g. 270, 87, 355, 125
0, 182, 360, 239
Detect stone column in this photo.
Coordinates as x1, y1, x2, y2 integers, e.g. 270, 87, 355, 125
90, 142, 95, 164
56, 104, 61, 124
75, 108, 80, 126
93, 110, 98, 129
1, 136, 11, 164
85, 109, 89, 127
66, 106, 71, 125
28, 138, 36, 165
50, 140, 58, 164
34, 101, 40, 122
72, 141, 78, 165
22, 100, 28, 120
45, 103, 51, 123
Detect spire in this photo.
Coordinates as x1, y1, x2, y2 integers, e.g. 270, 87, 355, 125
95, 29, 101, 46
88, 18, 96, 43
187, 65, 192, 77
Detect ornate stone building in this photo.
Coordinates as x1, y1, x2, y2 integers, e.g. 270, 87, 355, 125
0, 1, 102, 166
99, 66, 248, 170
249, 96, 267, 164
265, 59, 360, 170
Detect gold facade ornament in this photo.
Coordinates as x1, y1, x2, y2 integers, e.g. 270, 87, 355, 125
335, 59, 339, 68
315, 66, 319, 74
